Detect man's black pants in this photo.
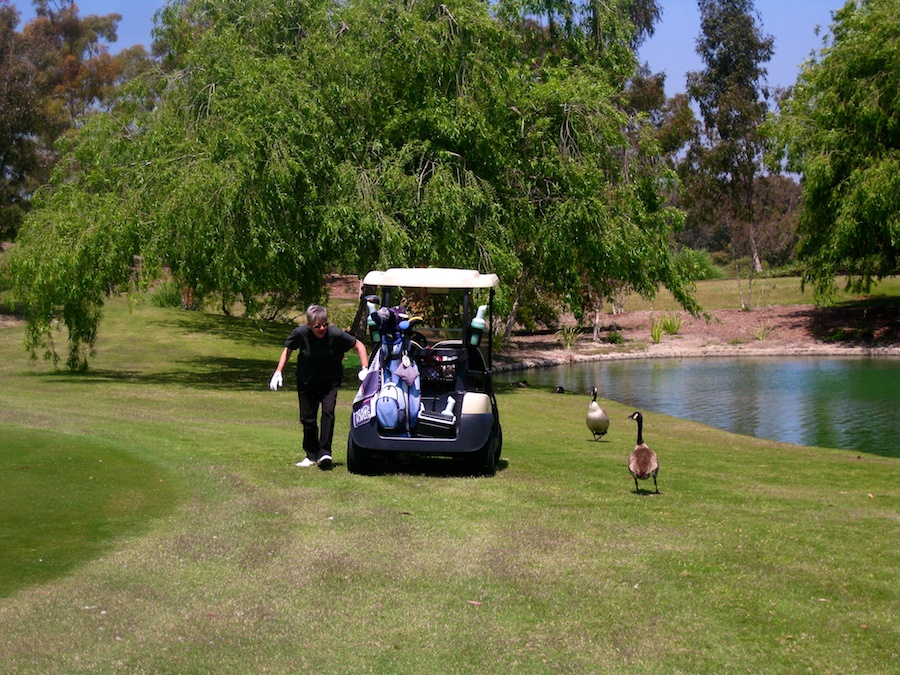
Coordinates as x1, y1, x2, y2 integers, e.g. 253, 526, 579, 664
297, 379, 340, 461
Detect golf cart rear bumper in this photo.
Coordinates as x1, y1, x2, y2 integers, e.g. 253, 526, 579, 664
349, 412, 495, 455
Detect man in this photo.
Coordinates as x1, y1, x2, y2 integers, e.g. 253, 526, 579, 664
270, 305, 369, 469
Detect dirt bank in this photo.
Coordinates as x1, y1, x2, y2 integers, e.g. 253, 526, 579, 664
494, 303, 900, 372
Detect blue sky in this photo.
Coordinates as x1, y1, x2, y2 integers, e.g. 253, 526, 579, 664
14, 0, 846, 96
640, 1, 845, 96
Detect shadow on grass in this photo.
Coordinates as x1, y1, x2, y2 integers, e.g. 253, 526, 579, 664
0, 297, 22, 315
152, 313, 292, 350
39, 357, 369, 394
41, 357, 278, 391
353, 456, 509, 478
494, 381, 576, 395
633, 488, 661, 496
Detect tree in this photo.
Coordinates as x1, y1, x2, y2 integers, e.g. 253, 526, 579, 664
683, 0, 774, 278
0, 0, 43, 240
0, 0, 145, 241
775, 0, 900, 302
495, 0, 699, 339
623, 73, 695, 159
6, 0, 699, 369
675, 173, 800, 268
25, 0, 124, 124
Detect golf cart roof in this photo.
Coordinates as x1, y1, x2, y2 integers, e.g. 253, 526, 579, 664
363, 268, 500, 290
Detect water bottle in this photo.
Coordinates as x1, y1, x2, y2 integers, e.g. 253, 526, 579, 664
468, 305, 487, 346
366, 296, 380, 344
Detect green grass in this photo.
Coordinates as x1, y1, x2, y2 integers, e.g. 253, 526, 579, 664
0, 295, 897, 673
0, 425, 180, 596
624, 275, 900, 311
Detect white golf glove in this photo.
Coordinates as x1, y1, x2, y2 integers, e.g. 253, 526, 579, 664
358, 368, 368, 381
269, 371, 283, 391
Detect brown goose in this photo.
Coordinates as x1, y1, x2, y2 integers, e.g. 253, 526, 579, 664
586, 387, 610, 440
628, 411, 659, 494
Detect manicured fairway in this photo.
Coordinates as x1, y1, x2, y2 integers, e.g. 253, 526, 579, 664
0, 426, 180, 595
0, 294, 896, 673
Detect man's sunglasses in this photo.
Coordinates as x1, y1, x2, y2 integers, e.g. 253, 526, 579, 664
311, 322, 329, 329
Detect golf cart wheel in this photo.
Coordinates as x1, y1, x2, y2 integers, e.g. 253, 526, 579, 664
468, 433, 498, 477
347, 438, 374, 475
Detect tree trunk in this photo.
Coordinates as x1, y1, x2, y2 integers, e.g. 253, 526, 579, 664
502, 288, 521, 346
350, 279, 368, 337
735, 261, 746, 311
748, 222, 763, 273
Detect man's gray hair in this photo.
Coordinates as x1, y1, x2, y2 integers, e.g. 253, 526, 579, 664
306, 304, 327, 325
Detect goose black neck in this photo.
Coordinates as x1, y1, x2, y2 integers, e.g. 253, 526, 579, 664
635, 415, 644, 445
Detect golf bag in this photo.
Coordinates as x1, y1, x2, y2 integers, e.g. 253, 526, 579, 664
371, 307, 421, 433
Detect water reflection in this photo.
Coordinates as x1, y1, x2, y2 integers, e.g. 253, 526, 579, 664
496, 357, 900, 457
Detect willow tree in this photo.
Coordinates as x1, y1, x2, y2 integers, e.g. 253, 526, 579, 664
495, 0, 699, 338
6, 0, 358, 368
775, 0, 900, 302
6, 0, 698, 369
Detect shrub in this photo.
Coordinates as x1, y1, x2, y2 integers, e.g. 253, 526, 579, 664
555, 326, 581, 349
760, 263, 805, 278
650, 312, 684, 343
149, 281, 183, 308
674, 248, 727, 281
755, 322, 774, 340
325, 302, 357, 332
649, 315, 665, 344
659, 312, 684, 335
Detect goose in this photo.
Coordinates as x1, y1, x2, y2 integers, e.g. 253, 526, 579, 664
586, 387, 610, 440
628, 411, 659, 494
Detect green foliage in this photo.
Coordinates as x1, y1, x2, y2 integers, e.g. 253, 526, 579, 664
555, 325, 581, 349
677, 174, 801, 269
649, 313, 665, 343
9, 0, 697, 369
4, 183, 134, 369
775, 0, 900, 302
0, 3, 41, 240
605, 328, 624, 344
761, 262, 806, 279
0, 2, 149, 240
688, 0, 773, 144
148, 280, 184, 309
682, 0, 774, 274
649, 311, 684, 342
659, 311, 685, 334
322, 301, 357, 336
674, 247, 727, 280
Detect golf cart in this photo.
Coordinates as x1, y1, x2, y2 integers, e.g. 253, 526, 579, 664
348, 268, 502, 475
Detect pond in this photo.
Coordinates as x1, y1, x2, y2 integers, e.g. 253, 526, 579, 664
496, 356, 900, 457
